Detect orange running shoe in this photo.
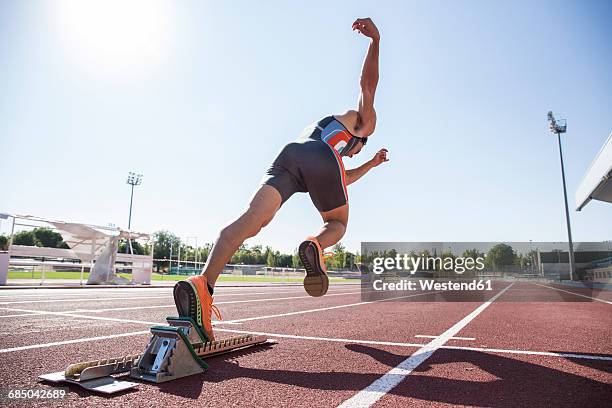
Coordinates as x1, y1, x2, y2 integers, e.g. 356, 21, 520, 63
298, 236, 330, 297
173, 275, 222, 341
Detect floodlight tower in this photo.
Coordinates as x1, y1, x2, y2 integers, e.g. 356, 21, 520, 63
126, 172, 143, 230
547, 111, 575, 280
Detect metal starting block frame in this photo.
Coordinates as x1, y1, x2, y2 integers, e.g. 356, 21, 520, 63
39, 316, 273, 394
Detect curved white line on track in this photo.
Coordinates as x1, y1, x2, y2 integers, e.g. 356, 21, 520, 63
533, 283, 612, 304
336, 283, 515, 408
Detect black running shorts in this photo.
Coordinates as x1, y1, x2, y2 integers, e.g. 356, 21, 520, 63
262, 138, 348, 212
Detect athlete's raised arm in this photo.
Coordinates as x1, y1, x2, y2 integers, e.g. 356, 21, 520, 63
336, 18, 380, 138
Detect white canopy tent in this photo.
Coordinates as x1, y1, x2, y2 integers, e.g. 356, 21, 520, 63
0, 213, 153, 285
576, 133, 612, 211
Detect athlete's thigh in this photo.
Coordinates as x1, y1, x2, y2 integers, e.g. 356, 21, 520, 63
240, 185, 283, 227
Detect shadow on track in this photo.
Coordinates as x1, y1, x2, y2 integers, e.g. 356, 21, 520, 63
345, 344, 611, 407
150, 342, 610, 406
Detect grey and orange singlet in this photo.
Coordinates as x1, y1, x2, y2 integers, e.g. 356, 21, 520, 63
262, 116, 365, 212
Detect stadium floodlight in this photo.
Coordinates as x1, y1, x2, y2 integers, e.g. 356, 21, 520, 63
126, 172, 143, 229
547, 111, 575, 280
125, 172, 143, 253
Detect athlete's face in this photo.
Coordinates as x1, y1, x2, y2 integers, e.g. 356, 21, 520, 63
347, 140, 365, 157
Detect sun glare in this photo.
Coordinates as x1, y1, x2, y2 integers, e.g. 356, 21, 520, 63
55, 0, 173, 77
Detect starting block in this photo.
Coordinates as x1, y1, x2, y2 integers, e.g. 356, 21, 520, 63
39, 316, 274, 394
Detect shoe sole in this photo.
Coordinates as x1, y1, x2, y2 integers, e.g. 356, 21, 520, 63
173, 280, 200, 325
298, 240, 329, 297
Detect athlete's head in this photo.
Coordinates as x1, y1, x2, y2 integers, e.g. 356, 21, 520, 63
346, 136, 367, 157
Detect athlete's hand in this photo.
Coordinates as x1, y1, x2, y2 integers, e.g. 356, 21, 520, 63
352, 18, 380, 41
369, 148, 389, 167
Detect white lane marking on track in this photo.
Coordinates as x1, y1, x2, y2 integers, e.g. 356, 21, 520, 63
0, 287, 363, 305
0, 313, 37, 318
415, 335, 476, 341
0, 287, 321, 297
215, 327, 612, 361
336, 282, 515, 408
65, 291, 366, 313
0, 331, 150, 353
0, 287, 359, 299
0, 296, 171, 305
533, 283, 612, 304
0, 306, 239, 325
222, 291, 442, 324
0, 307, 161, 325
440, 345, 612, 361
0, 290, 368, 316
216, 328, 424, 348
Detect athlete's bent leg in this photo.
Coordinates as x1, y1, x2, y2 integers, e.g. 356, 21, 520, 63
298, 204, 349, 297
202, 185, 282, 286
315, 203, 349, 248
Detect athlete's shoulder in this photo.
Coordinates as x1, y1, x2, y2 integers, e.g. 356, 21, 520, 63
332, 110, 359, 135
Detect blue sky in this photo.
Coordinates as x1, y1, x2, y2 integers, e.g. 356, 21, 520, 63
1, 0, 611, 253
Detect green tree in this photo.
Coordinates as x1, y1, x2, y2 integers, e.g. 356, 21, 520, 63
152, 230, 182, 272
277, 253, 293, 267
12, 230, 39, 246
32, 228, 66, 248
118, 239, 147, 255
462, 248, 485, 259
0, 235, 8, 251
266, 250, 276, 267
292, 250, 302, 268
485, 244, 516, 269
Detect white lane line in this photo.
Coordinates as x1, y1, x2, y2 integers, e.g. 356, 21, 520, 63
0, 306, 239, 326
336, 283, 515, 408
0, 287, 363, 305
0, 291, 367, 315
441, 345, 612, 361
72, 305, 176, 313
216, 328, 425, 348
0, 313, 37, 318
0, 296, 170, 305
215, 327, 612, 361
533, 283, 612, 305
222, 291, 442, 324
0, 331, 150, 354
415, 335, 475, 341
0, 307, 161, 326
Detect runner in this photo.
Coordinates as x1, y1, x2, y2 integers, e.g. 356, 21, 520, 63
174, 18, 388, 340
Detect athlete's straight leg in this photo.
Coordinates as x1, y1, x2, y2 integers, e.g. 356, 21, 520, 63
314, 203, 349, 249
201, 185, 282, 286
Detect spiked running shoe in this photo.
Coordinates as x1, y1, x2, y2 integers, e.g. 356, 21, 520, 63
299, 236, 330, 297
173, 275, 222, 341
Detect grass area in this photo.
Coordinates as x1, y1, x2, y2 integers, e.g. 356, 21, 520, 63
7, 270, 348, 283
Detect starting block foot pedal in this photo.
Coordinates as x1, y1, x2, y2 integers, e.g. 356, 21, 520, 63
38, 372, 138, 394
39, 354, 140, 394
